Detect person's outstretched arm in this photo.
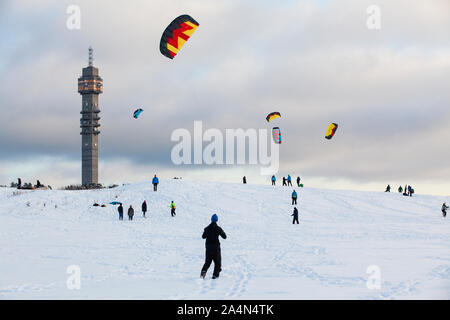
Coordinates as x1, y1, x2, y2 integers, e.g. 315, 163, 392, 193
219, 227, 227, 239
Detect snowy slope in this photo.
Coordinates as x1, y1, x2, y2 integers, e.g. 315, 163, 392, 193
0, 180, 449, 299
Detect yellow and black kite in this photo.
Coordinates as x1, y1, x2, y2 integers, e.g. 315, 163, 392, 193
266, 112, 281, 123
160, 15, 199, 59
325, 123, 338, 140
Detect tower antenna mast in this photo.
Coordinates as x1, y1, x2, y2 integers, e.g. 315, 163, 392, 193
88, 46, 94, 67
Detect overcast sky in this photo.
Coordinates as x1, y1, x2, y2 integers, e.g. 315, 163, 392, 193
0, 0, 449, 194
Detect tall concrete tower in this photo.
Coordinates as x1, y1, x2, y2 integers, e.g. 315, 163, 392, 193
78, 47, 103, 186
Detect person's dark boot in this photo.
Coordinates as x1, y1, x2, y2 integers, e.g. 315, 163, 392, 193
200, 271, 206, 279
212, 275, 219, 279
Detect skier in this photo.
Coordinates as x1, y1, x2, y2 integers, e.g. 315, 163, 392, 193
442, 203, 449, 217
170, 201, 176, 217
243, 176, 246, 184
385, 185, 391, 192
282, 177, 287, 186
152, 174, 159, 191
398, 186, 403, 193
271, 175, 276, 186
118, 203, 124, 220
287, 175, 292, 186
296, 176, 301, 187
142, 200, 147, 218
17, 178, 22, 189
291, 190, 298, 205
291, 207, 299, 224
128, 205, 134, 221
200, 214, 227, 279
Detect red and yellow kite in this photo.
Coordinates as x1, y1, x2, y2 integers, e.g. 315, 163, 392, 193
160, 15, 199, 59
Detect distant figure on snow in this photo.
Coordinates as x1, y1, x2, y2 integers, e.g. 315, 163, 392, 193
142, 200, 147, 218
243, 176, 246, 184
292, 207, 299, 224
128, 205, 134, 221
296, 176, 301, 187
17, 178, 22, 189
201, 214, 227, 280
292, 190, 298, 205
36, 180, 43, 188
282, 177, 287, 186
287, 175, 292, 186
442, 203, 448, 217
398, 186, 403, 193
271, 175, 276, 186
118, 203, 124, 220
152, 174, 159, 191
385, 185, 391, 192
170, 201, 176, 217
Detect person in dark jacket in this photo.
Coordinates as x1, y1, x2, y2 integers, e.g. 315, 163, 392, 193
201, 214, 227, 279
282, 177, 287, 186
271, 175, 276, 186
152, 174, 159, 191
442, 203, 448, 217
142, 200, 147, 218
243, 176, 246, 184
398, 186, 403, 193
385, 185, 391, 192
292, 207, 299, 224
118, 203, 124, 220
17, 178, 22, 189
287, 175, 292, 186
292, 190, 298, 205
296, 176, 301, 187
128, 205, 134, 221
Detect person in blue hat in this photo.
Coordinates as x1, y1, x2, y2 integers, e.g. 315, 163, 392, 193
201, 214, 227, 279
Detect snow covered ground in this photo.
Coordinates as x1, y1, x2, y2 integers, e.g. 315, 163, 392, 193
0, 179, 449, 299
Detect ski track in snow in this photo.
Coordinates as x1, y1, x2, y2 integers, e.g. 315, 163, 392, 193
0, 180, 449, 299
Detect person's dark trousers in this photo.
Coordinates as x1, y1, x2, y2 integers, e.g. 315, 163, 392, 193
171, 209, 176, 217
153, 183, 157, 191
129, 215, 133, 220
202, 246, 222, 278
272, 181, 275, 186
292, 198, 297, 205
288, 182, 292, 186
443, 210, 447, 218
297, 182, 300, 187
143, 211, 146, 217
119, 213, 123, 220
293, 217, 299, 224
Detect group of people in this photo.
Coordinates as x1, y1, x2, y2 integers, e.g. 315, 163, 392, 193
115, 175, 177, 220
271, 175, 302, 187
16, 178, 49, 190
116, 200, 176, 220
385, 184, 415, 197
